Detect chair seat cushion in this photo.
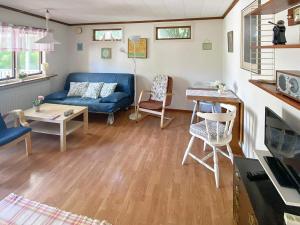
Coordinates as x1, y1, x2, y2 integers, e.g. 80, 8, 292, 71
190, 120, 226, 140
139, 100, 163, 110
0, 127, 31, 146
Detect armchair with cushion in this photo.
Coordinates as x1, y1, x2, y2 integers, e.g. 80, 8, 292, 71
137, 75, 174, 128
0, 110, 32, 156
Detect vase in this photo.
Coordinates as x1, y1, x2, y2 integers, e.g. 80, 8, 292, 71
34, 105, 40, 112
41, 63, 49, 76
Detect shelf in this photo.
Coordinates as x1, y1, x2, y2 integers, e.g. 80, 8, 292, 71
249, 80, 300, 111
252, 44, 300, 49
250, 0, 300, 15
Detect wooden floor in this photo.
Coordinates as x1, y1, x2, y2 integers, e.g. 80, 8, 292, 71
0, 110, 233, 225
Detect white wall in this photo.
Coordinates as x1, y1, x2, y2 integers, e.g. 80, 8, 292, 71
0, 8, 69, 113
68, 20, 223, 110
222, 0, 300, 157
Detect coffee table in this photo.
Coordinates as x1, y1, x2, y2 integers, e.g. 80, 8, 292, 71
24, 103, 88, 152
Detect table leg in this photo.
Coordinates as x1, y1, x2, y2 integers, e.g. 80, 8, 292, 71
60, 121, 66, 152
196, 101, 200, 123
83, 110, 88, 134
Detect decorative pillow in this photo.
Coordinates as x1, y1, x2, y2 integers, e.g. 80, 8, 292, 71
67, 82, 89, 97
150, 75, 168, 101
100, 83, 117, 98
99, 92, 129, 103
82, 82, 104, 99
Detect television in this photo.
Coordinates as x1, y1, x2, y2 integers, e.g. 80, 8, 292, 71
264, 107, 300, 193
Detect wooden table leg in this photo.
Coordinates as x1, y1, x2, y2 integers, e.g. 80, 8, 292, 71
60, 121, 66, 152
83, 110, 88, 134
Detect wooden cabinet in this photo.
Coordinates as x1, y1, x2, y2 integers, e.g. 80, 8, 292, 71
233, 157, 300, 225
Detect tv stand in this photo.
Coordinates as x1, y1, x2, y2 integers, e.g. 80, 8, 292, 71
255, 150, 300, 207
264, 156, 295, 188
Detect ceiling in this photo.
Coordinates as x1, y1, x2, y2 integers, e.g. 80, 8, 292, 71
0, 0, 234, 25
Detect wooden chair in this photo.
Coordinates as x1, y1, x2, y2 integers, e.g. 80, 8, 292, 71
137, 75, 174, 129
0, 110, 32, 156
182, 104, 236, 188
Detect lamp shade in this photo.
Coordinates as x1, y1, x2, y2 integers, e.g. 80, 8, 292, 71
35, 32, 61, 45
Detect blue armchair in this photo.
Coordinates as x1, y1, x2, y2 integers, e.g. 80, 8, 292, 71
0, 110, 32, 156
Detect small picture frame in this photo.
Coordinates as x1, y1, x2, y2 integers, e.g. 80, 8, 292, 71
202, 41, 212, 50
77, 42, 83, 51
101, 48, 112, 59
227, 31, 234, 52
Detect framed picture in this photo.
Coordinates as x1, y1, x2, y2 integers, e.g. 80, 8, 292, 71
128, 38, 147, 58
202, 41, 212, 50
101, 48, 112, 59
241, 1, 260, 73
227, 31, 234, 52
77, 42, 83, 51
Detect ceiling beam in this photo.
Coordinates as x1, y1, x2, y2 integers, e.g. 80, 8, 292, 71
222, 0, 239, 18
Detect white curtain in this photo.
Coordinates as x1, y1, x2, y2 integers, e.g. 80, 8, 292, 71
0, 23, 54, 51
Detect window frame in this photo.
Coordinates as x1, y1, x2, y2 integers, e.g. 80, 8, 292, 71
93, 28, 123, 41
0, 51, 43, 82
155, 25, 192, 40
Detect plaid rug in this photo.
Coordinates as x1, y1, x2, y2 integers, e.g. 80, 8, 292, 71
0, 193, 111, 225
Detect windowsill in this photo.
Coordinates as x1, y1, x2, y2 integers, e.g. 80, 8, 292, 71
0, 74, 57, 90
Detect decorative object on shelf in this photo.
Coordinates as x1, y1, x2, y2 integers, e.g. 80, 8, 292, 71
32, 96, 44, 112
202, 40, 212, 50
101, 48, 112, 59
214, 80, 226, 94
41, 63, 49, 75
276, 70, 300, 102
227, 31, 234, 52
120, 35, 142, 121
269, 20, 287, 45
128, 37, 147, 58
19, 72, 27, 80
35, 9, 61, 46
76, 42, 83, 51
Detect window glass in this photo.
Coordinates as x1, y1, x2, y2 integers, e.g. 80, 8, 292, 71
94, 29, 123, 41
156, 26, 191, 40
17, 51, 41, 75
0, 51, 14, 80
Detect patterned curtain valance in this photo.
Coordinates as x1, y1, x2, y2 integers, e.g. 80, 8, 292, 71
0, 22, 54, 51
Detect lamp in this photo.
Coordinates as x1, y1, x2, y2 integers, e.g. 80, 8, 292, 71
35, 10, 61, 45
120, 35, 142, 120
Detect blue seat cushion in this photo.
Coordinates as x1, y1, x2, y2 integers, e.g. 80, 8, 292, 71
45, 90, 68, 100
100, 92, 129, 103
0, 127, 31, 146
0, 114, 7, 131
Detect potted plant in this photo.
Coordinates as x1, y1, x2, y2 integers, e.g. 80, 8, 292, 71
214, 80, 226, 94
32, 96, 44, 112
19, 72, 27, 81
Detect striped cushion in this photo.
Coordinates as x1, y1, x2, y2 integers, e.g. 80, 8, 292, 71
190, 120, 226, 140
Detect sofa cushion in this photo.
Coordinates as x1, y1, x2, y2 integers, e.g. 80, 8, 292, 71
82, 82, 104, 99
0, 127, 31, 146
100, 92, 129, 103
100, 83, 117, 98
0, 114, 7, 131
67, 82, 89, 97
45, 91, 68, 101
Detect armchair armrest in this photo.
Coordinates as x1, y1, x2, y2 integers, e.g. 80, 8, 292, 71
8, 110, 29, 127
138, 90, 152, 104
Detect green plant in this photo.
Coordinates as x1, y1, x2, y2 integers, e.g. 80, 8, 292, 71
32, 96, 44, 106
19, 72, 27, 79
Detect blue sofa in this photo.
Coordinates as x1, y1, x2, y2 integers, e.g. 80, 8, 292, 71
45, 73, 134, 124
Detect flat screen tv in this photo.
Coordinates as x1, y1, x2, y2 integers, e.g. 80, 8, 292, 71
264, 107, 300, 193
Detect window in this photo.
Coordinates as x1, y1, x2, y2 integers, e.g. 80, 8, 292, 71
0, 50, 42, 81
156, 26, 191, 40
93, 29, 123, 41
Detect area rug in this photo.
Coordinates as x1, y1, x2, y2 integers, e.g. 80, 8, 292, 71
0, 193, 111, 225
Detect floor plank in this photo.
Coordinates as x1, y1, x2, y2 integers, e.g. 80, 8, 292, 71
0, 110, 233, 225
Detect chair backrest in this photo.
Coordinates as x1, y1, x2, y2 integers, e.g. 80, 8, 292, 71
150, 75, 173, 106
197, 104, 236, 143
0, 114, 7, 131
